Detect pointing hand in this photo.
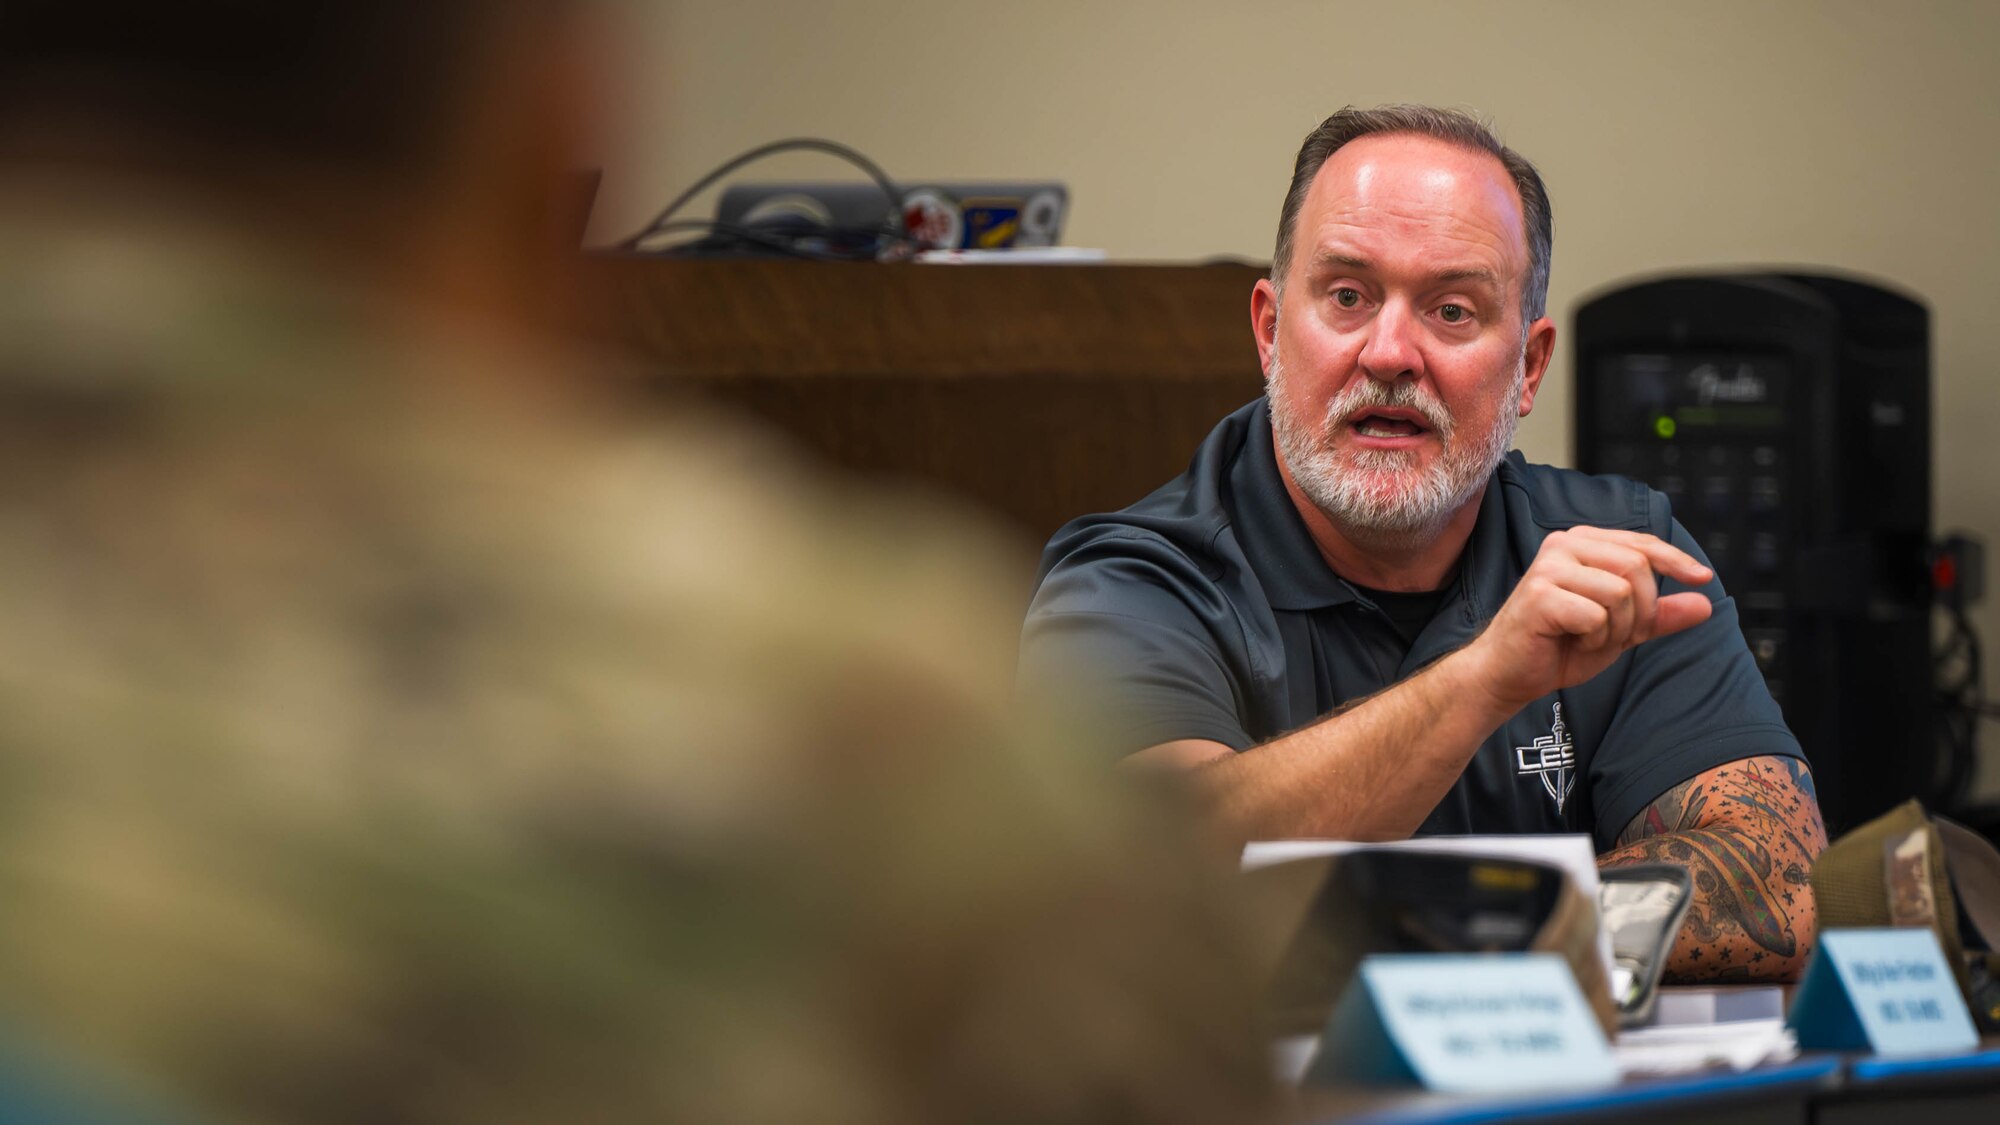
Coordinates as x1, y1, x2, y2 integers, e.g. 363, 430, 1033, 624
1466, 526, 1713, 711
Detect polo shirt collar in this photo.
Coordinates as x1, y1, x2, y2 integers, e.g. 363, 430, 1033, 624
1459, 457, 1515, 623
1229, 398, 1356, 611
1229, 396, 1509, 618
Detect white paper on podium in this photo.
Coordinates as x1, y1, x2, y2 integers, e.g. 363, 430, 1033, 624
1240, 835, 1615, 983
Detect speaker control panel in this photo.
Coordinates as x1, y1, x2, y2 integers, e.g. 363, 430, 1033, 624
1589, 352, 1793, 702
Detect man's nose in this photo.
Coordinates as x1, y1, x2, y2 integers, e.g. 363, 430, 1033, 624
1356, 299, 1422, 382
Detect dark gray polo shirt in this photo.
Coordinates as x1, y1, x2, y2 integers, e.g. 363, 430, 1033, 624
1022, 398, 1801, 851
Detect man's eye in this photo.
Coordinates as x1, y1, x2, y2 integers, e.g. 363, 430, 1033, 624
1438, 303, 1469, 323
1333, 288, 1362, 309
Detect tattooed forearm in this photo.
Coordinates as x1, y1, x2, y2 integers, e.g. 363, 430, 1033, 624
1606, 828, 1797, 958
1599, 755, 1827, 982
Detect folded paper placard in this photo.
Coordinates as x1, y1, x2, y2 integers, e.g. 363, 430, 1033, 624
1304, 953, 1618, 1093
1786, 928, 1978, 1055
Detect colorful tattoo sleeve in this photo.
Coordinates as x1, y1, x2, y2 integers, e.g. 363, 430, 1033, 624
1599, 755, 1828, 982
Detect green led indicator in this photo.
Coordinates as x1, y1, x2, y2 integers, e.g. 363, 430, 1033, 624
1654, 414, 1677, 440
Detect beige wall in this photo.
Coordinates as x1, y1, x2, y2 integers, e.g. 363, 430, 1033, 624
593, 0, 2000, 796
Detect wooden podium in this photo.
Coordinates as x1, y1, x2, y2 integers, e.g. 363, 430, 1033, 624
582, 257, 1267, 544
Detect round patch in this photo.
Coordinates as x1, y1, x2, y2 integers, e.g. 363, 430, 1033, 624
899, 188, 963, 251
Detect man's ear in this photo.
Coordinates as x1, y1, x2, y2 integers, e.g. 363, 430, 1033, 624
1251, 278, 1281, 373
1517, 315, 1557, 415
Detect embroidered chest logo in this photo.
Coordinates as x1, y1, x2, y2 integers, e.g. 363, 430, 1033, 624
1514, 701, 1575, 814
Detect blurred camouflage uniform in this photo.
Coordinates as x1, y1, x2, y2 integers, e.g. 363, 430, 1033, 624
0, 200, 1273, 1124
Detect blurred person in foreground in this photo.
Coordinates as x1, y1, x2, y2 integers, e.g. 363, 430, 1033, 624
0, 5, 1272, 1123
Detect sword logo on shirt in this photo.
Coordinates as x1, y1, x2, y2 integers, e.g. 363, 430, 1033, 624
1515, 701, 1575, 814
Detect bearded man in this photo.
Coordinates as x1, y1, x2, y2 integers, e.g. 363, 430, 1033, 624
1022, 105, 1827, 983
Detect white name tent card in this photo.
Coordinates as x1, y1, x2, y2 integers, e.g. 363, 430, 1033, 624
1786, 928, 1979, 1055
1304, 953, 1619, 1093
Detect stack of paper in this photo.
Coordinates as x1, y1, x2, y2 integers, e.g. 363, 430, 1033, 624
1650, 985, 1785, 1027
1612, 1019, 1798, 1077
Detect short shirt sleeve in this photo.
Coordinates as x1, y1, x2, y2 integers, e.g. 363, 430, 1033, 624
1584, 501, 1805, 850
1021, 531, 1252, 759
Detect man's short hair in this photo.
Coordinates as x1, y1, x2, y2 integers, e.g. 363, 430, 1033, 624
1270, 105, 1554, 323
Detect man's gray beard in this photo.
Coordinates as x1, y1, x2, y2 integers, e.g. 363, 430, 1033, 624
1267, 348, 1524, 549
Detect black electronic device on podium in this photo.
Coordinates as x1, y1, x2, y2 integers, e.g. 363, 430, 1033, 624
1573, 273, 1932, 836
